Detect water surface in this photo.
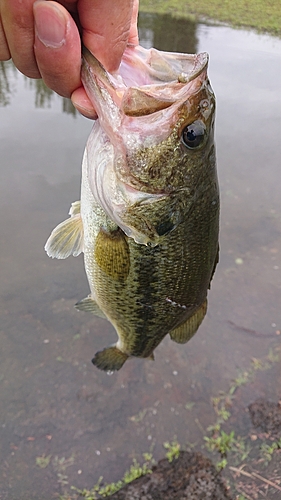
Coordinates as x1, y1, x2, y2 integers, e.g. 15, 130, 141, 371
0, 14, 280, 499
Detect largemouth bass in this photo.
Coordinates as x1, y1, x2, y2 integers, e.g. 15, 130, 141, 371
45, 45, 219, 372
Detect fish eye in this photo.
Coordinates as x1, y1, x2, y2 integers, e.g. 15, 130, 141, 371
181, 120, 206, 149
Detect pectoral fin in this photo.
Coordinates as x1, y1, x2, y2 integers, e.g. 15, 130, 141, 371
45, 201, 83, 259
94, 228, 130, 281
92, 346, 128, 372
170, 300, 207, 344
75, 296, 106, 318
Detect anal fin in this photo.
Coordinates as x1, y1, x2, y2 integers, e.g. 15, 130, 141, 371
92, 346, 128, 372
170, 300, 207, 344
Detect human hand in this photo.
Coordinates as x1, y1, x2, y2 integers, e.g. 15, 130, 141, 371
0, 0, 139, 117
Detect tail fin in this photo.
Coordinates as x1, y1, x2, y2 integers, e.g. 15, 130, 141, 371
92, 346, 128, 372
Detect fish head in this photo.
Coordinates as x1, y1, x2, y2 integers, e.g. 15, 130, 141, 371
82, 45, 216, 245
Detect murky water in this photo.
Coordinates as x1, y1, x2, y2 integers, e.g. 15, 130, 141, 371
0, 13, 280, 500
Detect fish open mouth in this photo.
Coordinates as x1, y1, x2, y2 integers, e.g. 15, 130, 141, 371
82, 45, 209, 120
82, 44, 214, 246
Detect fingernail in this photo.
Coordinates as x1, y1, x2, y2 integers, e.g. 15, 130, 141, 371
34, 2, 66, 48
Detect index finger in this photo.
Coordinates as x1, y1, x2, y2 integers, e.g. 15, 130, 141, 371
77, 0, 138, 72
1, 0, 40, 77
71, 0, 139, 116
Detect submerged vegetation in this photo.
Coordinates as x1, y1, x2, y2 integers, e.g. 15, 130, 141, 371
139, 0, 281, 36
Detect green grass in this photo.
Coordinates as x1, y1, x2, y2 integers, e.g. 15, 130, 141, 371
68, 454, 156, 499
139, 0, 281, 36
163, 440, 181, 462
55, 347, 280, 499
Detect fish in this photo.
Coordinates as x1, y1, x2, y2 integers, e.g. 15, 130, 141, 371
45, 44, 219, 372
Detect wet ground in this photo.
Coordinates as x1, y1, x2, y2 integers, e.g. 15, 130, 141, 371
110, 451, 232, 500
0, 13, 280, 500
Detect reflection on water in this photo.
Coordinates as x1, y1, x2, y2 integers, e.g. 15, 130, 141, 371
0, 60, 15, 106
0, 12, 198, 112
138, 12, 198, 52
0, 59, 76, 114
0, 12, 280, 500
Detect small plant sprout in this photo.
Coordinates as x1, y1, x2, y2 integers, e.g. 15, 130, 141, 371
163, 439, 181, 462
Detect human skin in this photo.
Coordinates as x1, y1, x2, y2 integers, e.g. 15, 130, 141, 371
0, 0, 139, 117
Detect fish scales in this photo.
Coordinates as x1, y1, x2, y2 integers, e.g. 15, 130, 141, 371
45, 44, 219, 371
93, 194, 219, 358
